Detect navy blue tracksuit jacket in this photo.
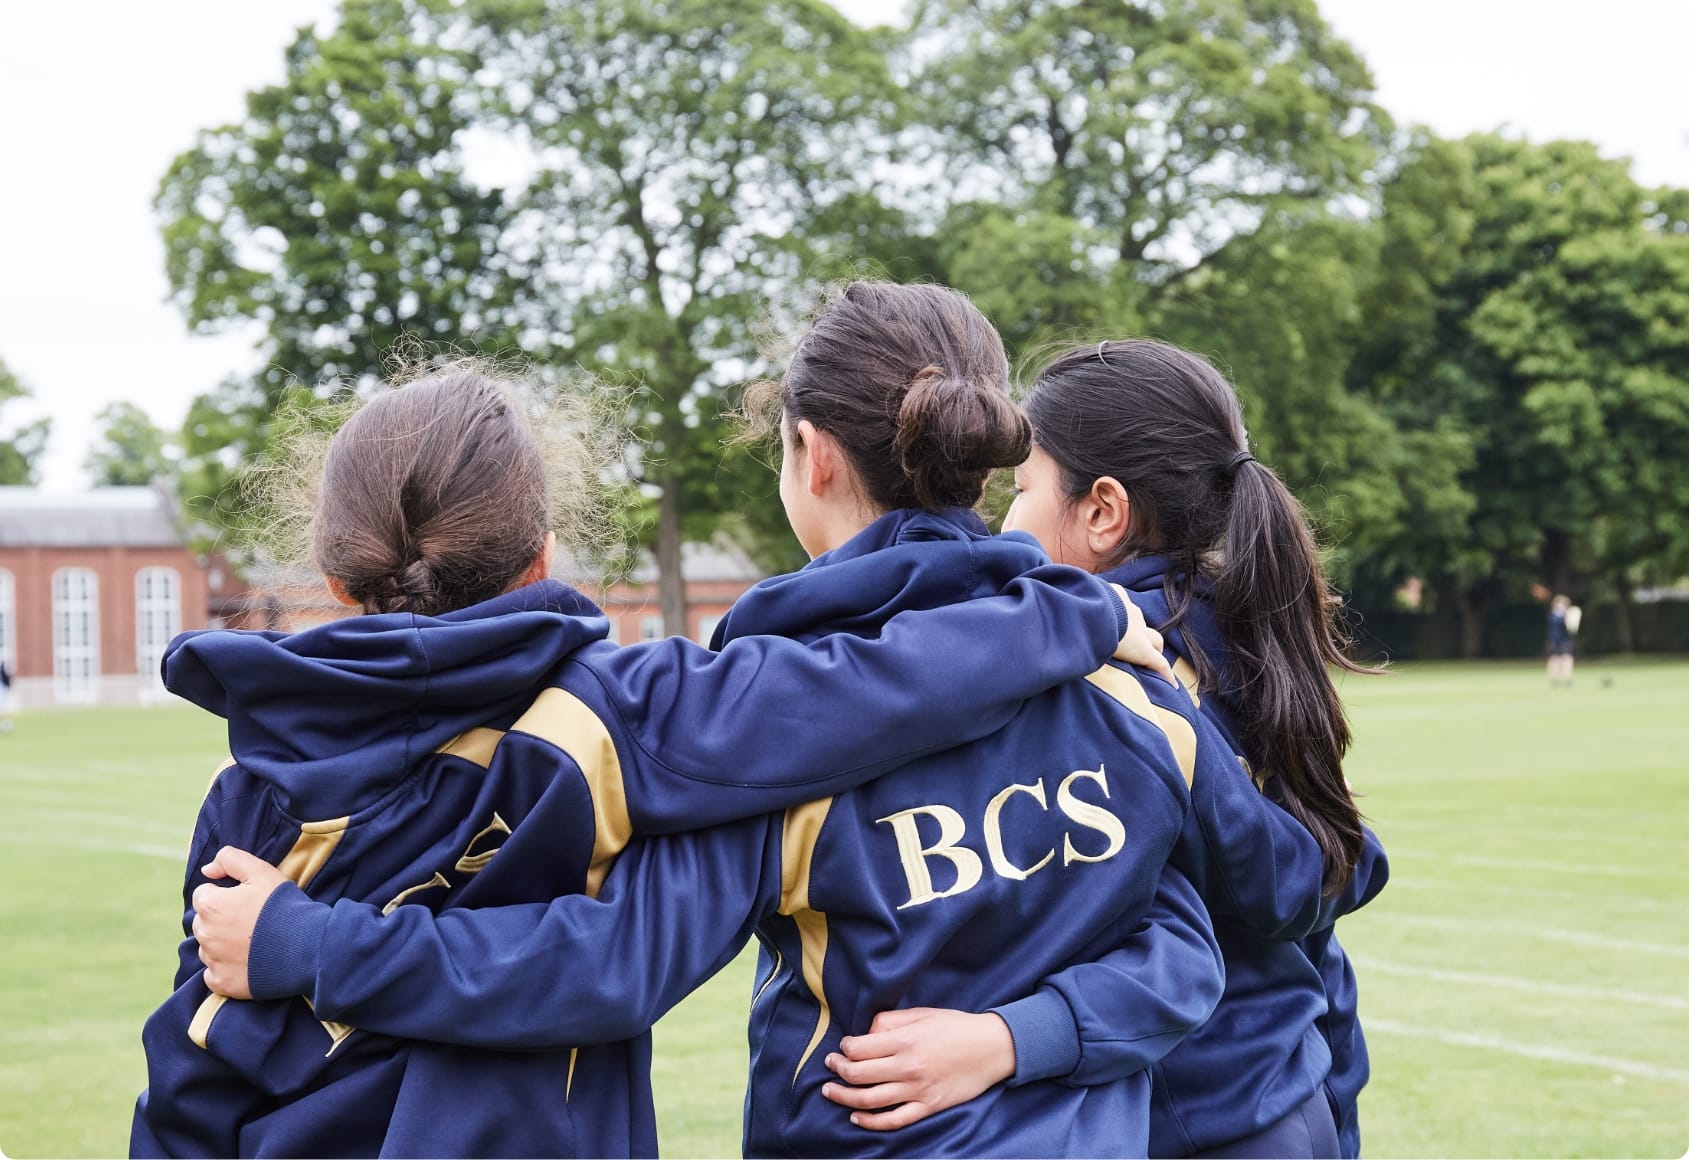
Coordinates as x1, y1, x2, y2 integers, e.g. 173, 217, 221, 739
235, 511, 1229, 1157
998, 556, 1389, 1156
130, 543, 1131, 1159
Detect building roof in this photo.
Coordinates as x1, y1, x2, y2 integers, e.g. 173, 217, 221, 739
627, 539, 764, 584
0, 487, 185, 549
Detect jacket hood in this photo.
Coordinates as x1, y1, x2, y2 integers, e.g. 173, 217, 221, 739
1104, 555, 1242, 737
165, 579, 609, 818
714, 508, 1054, 645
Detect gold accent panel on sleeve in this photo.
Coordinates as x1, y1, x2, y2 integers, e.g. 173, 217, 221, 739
204, 756, 238, 800
276, 817, 351, 892
511, 687, 629, 899
380, 872, 451, 917
435, 726, 505, 769
188, 814, 352, 1051
778, 797, 836, 1085
187, 993, 227, 1049
750, 948, 786, 1009
1084, 665, 1198, 788
454, 812, 512, 874
1170, 657, 1202, 708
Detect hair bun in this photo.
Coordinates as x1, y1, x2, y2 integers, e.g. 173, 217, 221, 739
895, 365, 1031, 509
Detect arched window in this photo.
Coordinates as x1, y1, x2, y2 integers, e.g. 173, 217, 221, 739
52, 567, 99, 702
136, 567, 181, 688
0, 568, 15, 673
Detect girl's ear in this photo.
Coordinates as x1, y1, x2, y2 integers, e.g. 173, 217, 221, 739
518, 530, 556, 588
325, 576, 360, 607
1085, 476, 1132, 558
797, 419, 840, 498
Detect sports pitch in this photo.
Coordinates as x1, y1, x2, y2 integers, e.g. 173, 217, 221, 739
1, 659, 1686, 1158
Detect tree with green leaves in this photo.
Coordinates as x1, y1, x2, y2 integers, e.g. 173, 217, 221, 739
905, 0, 1387, 351
460, 0, 902, 629
0, 357, 50, 486
1349, 132, 1689, 652
158, 0, 903, 630
156, 0, 521, 542
84, 402, 178, 488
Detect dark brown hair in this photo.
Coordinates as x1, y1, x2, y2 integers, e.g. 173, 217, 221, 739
1026, 338, 1372, 894
312, 365, 551, 616
747, 282, 1030, 511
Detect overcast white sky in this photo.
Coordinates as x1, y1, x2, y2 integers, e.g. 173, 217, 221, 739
1, 0, 1684, 491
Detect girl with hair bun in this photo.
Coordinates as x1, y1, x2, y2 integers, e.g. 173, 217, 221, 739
827, 338, 1389, 1159
133, 352, 1157, 1158
184, 286, 1243, 1157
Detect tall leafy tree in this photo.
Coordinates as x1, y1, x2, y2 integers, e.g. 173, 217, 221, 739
0, 357, 50, 486
155, 0, 520, 540
906, 0, 1387, 350
450, 0, 902, 630
1351, 132, 1689, 652
85, 402, 178, 487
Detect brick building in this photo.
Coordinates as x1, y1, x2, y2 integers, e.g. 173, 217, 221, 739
230, 540, 766, 647
0, 487, 241, 707
0, 485, 765, 707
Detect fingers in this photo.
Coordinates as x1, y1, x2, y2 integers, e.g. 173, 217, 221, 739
847, 1101, 939, 1132
201, 845, 273, 884
824, 1051, 920, 1087
865, 1007, 936, 1035
821, 1080, 916, 1111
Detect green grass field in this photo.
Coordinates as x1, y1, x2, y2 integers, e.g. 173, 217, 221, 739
2, 660, 1686, 1158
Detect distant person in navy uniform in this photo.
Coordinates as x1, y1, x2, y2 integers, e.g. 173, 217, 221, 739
1547, 594, 1581, 686
0, 658, 13, 732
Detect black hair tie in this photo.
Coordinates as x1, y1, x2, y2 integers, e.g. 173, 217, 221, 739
1226, 449, 1255, 476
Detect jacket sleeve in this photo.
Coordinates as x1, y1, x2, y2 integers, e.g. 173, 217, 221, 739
991, 862, 1222, 1087
245, 816, 783, 1050
1330, 824, 1389, 916
132, 776, 269, 1159
579, 565, 1130, 833
1165, 739, 1342, 942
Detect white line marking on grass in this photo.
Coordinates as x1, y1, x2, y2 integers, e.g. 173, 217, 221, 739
1387, 848, 1680, 880
1446, 853, 1670, 879
2, 830, 184, 861
1367, 1019, 1689, 1086
1381, 816, 1684, 854
1353, 956, 1688, 1011
1387, 913, 1689, 960
1383, 876, 1679, 915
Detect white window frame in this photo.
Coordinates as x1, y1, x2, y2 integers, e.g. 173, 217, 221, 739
695, 615, 722, 646
638, 614, 664, 642
52, 567, 100, 703
0, 568, 15, 673
136, 566, 182, 689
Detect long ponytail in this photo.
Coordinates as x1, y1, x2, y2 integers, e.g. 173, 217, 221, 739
1214, 455, 1369, 894
1026, 339, 1372, 894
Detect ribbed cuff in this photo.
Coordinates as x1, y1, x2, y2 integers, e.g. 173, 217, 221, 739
992, 987, 1082, 1085
1106, 582, 1132, 640
247, 881, 332, 1001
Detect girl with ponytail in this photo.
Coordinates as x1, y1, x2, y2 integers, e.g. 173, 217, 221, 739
180, 289, 1236, 1157
824, 338, 1388, 1158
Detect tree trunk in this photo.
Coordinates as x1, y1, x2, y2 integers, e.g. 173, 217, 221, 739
1455, 586, 1485, 658
1611, 573, 1636, 653
1541, 528, 1573, 598
656, 470, 687, 638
